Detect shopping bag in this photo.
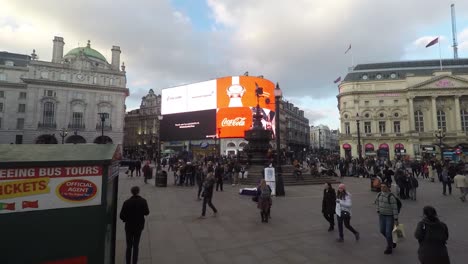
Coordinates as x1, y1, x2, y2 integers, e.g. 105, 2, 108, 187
392, 224, 406, 242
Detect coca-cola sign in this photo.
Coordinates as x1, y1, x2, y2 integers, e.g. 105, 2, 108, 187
221, 117, 246, 127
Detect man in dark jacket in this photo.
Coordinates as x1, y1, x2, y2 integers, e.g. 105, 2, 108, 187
322, 182, 336, 231
120, 186, 150, 264
135, 160, 142, 177
200, 168, 218, 218
215, 163, 224, 191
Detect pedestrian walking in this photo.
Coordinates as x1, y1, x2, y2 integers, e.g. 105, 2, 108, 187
215, 163, 224, 191
453, 172, 467, 202
135, 160, 141, 177
128, 161, 136, 177
196, 164, 206, 200
409, 174, 419, 200
322, 182, 336, 231
375, 184, 399, 254
257, 179, 272, 223
414, 206, 450, 264
199, 167, 218, 218
335, 184, 360, 242
119, 186, 150, 264
142, 162, 152, 184
441, 167, 452, 196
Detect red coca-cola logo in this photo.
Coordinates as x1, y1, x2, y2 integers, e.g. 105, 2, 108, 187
221, 117, 246, 127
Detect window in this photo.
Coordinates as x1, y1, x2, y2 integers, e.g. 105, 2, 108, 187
345, 122, 350, 135
72, 112, 84, 127
0, 73, 6, 81
5, 60, 14, 66
0, 117, 2, 129
394, 121, 401, 133
60, 73, 67, 81
43, 102, 55, 125
16, 118, 24, 129
379, 100, 384, 104
379, 113, 385, 118
0, 91, 4, 98
18, 104, 26, 113
93, 76, 97, 84
379, 121, 386, 133
437, 110, 446, 131
44, 90, 55, 97
461, 110, 468, 132
19, 92, 27, 99
0, 102, 3, 112
394, 100, 398, 104
415, 111, 424, 132
364, 101, 369, 105
364, 122, 371, 134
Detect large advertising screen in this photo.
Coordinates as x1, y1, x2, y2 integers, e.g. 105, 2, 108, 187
161, 76, 276, 139
160, 109, 216, 141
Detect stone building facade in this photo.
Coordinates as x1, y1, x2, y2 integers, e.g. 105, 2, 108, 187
338, 59, 468, 160
0, 36, 128, 144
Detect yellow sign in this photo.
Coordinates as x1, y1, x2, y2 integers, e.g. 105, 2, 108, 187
0, 178, 50, 200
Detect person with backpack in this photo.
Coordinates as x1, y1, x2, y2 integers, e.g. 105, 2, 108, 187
409, 174, 419, 201
414, 206, 450, 264
257, 179, 272, 223
441, 166, 452, 196
375, 183, 400, 254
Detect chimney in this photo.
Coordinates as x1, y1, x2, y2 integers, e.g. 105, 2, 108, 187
111, 46, 121, 70
52, 36, 65, 63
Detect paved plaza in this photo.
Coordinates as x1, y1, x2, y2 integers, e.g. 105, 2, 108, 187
115, 168, 467, 264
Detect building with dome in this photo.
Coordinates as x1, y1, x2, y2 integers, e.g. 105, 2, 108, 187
0, 36, 128, 144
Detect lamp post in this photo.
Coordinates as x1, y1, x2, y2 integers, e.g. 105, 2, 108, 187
157, 115, 163, 173
435, 129, 446, 162
217, 128, 222, 159
97, 113, 107, 143
59, 128, 68, 144
356, 113, 363, 161
274, 83, 285, 196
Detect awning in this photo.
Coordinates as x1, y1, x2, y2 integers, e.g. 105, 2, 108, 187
365, 143, 374, 150
343, 143, 352, 150
395, 143, 405, 149
379, 143, 389, 149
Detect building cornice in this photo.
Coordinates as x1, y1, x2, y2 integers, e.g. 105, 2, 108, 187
21, 78, 129, 94
0, 81, 27, 89
30, 61, 126, 76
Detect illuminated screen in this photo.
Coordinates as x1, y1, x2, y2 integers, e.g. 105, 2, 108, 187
160, 110, 216, 141
161, 76, 276, 140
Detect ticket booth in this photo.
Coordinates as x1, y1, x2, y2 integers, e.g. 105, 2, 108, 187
0, 144, 121, 264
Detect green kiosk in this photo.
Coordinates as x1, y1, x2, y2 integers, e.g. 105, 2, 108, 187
0, 144, 121, 264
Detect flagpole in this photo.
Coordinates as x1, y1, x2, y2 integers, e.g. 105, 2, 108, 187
351, 49, 354, 68
438, 37, 442, 70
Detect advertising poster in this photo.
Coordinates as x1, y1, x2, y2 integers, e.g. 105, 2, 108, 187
160, 109, 216, 141
264, 167, 276, 196
0, 166, 102, 214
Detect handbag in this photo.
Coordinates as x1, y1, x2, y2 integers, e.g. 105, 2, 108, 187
392, 224, 406, 242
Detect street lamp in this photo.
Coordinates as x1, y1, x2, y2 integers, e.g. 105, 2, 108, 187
59, 128, 68, 144
274, 82, 285, 196
157, 115, 163, 173
356, 113, 363, 161
97, 112, 107, 143
217, 128, 222, 159
435, 129, 446, 162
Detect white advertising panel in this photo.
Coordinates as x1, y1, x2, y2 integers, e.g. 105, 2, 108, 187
0, 166, 102, 214
186, 80, 217, 112
161, 86, 187, 115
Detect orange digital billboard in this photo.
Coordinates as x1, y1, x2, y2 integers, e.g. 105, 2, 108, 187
161, 76, 277, 140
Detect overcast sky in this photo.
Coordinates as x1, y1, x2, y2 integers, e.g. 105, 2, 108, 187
2, 0, 468, 130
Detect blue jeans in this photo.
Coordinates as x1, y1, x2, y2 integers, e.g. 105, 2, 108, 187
379, 214, 394, 248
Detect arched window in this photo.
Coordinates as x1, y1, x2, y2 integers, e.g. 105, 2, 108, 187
414, 111, 424, 132
461, 110, 468, 132
437, 110, 446, 131
43, 102, 55, 125
227, 142, 236, 148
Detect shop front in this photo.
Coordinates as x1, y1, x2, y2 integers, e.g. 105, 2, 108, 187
364, 143, 376, 156
342, 143, 352, 159
377, 143, 390, 160
394, 143, 406, 160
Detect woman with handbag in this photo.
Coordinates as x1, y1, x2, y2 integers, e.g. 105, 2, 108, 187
414, 206, 450, 264
336, 183, 360, 242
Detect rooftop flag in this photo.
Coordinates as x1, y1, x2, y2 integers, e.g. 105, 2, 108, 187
425, 37, 439, 48
344, 44, 352, 54
334, 76, 342, 83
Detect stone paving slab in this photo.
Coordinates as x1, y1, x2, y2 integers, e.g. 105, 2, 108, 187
116, 168, 468, 263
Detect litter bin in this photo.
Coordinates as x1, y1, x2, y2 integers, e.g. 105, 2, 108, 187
155, 170, 167, 187
0, 144, 121, 264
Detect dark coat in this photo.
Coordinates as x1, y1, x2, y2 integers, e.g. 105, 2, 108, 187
257, 185, 272, 211
414, 218, 450, 264
322, 187, 336, 214
202, 175, 215, 198
119, 195, 150, 231
142, 164, 152, 178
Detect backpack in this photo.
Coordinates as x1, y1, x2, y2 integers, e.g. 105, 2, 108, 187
378, 193, 402, 213
260, 186, 271, 199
